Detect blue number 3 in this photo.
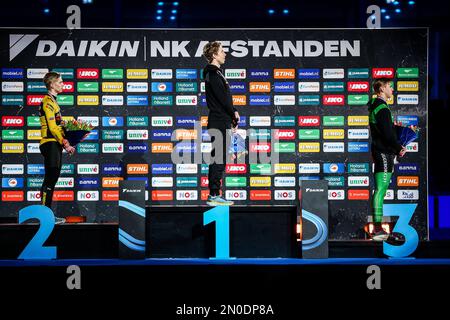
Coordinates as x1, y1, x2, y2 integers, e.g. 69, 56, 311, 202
18, 205, 57, 260
383, 204, 419, 258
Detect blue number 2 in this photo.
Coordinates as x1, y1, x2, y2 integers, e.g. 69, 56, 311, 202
203, 206, 231, 259
18, 205, 56, 260
383, 203, 419, 258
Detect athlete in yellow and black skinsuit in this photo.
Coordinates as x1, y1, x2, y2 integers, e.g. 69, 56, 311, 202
39, 93, 66, 208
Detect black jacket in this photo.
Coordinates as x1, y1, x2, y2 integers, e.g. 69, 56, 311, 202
203, 64, 237, 129
368, 97, 403, 155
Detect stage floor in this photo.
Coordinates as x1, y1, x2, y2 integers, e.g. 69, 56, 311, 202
2, 257, 450, 267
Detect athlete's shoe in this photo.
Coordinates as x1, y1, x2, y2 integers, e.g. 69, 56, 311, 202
364, 222, 390, 241
206, 195, 234, 206
55, 216, 66, 225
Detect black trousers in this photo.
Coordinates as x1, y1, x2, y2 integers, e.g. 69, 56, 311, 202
208, 126, 228, 196
39, 141, 63, 208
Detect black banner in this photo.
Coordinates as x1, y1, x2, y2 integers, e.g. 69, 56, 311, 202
0, 28, 428, 240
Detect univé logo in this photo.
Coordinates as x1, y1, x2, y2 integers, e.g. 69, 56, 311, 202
176, 95, 197, 105
225, 69, 246, 79
77, 164, 99, 174
2, 116, 24, 126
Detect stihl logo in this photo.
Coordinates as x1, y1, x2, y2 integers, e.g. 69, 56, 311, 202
274, 130, 295, 140
232, 95, 247, 105
77, 69, 99, 79
226, 164, 247, 174
348, 82, 369, 92
299, 116, 320, 126
250, 82, 271, 92
372, 68, 394, 78
274, 69, 295, 79
62, 82, 74, 92
127, 164, 148, 174
250, 143, 271, 152
27, 95, 44, 105
397, 176, 419, 187
102, 177, 123, 187
323, 95, 344, 105
152, 143, 173, 153
2, 116, 24, 126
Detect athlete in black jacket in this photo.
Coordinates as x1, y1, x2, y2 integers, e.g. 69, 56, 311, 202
202, 41, 239, 206
366, 78, 406, 241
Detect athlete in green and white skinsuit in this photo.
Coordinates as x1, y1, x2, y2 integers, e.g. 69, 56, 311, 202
368, 79, 406, 241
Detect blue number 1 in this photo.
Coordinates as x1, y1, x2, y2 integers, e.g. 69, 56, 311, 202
383, 203, 419, 258
18, 205, 57, 260
203, 206, 231, 259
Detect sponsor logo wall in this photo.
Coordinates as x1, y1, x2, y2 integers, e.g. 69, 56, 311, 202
0, 28, 428, 239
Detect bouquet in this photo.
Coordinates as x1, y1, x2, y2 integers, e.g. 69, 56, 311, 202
395, 124, 419, 146
62, 119, 95, 146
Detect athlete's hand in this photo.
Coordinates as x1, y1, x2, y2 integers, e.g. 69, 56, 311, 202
398, 146, 406, 157
65, 145, 75, 155
234, 111, 240, 122
62, 139, 75, 155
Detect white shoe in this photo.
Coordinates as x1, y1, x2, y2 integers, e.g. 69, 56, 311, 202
55, 217, 66, 225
